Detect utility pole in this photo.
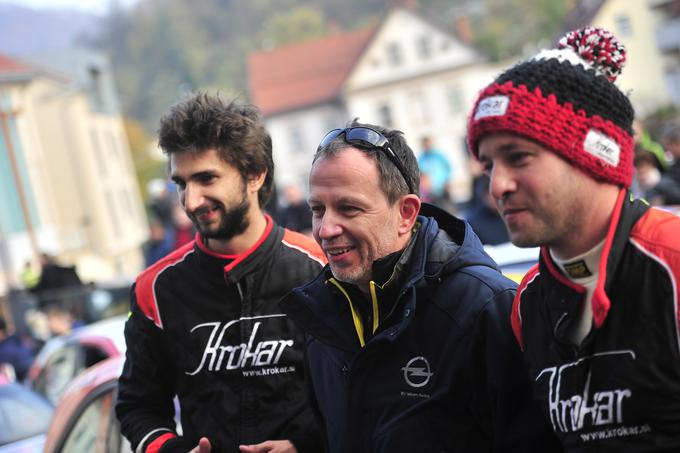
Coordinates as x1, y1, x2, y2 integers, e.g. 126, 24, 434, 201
0, 100, 39, 260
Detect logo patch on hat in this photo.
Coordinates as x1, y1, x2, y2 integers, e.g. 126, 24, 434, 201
563, 260, 593, 279
474, 95, 509, 120
584, 129, 620, 166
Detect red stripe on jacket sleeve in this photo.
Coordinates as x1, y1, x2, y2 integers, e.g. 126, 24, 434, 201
630, 207, 680, 354
145, 433, 176, 453
282, 229, 327, 266
135, 241, 195, 328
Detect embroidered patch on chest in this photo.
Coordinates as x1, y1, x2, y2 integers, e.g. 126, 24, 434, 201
563, 259, 593, 278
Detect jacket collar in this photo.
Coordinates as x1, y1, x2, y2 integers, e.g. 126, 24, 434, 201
539, 189, 649, 327
280, 203, 498, 350
194, 214, 282, 284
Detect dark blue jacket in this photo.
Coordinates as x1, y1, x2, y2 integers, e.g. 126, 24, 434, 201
0, 333, 34, 381
281, 205, 560, 453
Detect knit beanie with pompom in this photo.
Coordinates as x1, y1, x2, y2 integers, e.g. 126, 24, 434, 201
467, 27, 635, 187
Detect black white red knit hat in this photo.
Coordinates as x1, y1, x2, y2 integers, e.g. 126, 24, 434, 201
467, 27, 635, 187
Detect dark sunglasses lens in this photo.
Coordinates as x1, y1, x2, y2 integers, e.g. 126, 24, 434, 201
346, 127, 383, 148
318, 129, 343, 150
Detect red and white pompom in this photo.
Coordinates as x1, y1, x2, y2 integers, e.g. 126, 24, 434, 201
558, 27, 626, 82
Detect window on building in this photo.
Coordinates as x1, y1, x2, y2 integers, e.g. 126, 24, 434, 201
324, 113, 341, 133
378, 103, 393, 128
108, 130, 119, 159
88, 65, 104, 111
665, 67, 680, 107
127, 189, 142, 225
408, 92, 429, 123
289, 125, 306, 152
446, 86, 464, 115
120, 189, 133, 217
106, 191, 122, 239
386, 42, 402, 66
90, 128, 106, 177
416, 36, 432, 59
616, 14, 632, 36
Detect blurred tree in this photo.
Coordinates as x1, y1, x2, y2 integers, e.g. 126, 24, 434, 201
470, 0, 572, 60
644, 105, 680, 140
123, 117, 164, 203
259, 6, 327, 48
95, 0, 571, 130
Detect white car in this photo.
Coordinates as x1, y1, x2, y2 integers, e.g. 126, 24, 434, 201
25, 315, 126, 405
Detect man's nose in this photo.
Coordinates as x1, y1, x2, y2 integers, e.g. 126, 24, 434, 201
488, 164, 517, 202
182, 184, 205, 212
315, 211, 342, 240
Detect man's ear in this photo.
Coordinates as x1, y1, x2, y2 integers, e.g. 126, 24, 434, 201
398, 194, 421, 235
247, 171, 267, 193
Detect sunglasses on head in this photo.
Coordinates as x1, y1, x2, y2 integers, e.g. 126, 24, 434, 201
317, 127, 415, 194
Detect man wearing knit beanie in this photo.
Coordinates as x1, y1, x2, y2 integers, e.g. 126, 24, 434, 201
467, 27, 680, 451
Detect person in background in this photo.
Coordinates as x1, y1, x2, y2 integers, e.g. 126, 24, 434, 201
116, 92, 325, 453
44, 303, 80, 337
281, 120, 560, 452
0, 317, 34, 381
417, 136, 452, 208
20, 260, 39, 290
660, 120, 680, 185
143, 219, 175, 266
633, 148, 680, 205
170, 203, 195, 249
468, 26, 680, 451
147, 178, 176, 230
31, 254, 82, 298
463, 173, 510, 245
633, 119, 668, 171
278, 183, 312, 236
30, 253, 84, 313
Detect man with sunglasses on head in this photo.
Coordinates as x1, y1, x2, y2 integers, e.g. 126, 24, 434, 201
280, 119, 560, 452
116, 93, 325, 453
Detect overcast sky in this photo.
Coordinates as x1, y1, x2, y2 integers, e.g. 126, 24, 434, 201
2, 0, 137, 15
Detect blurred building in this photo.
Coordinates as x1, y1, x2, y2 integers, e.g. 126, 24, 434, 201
560, 0, 680, 115
248, 6, 503, 201
0, 50, 147, 294
650, 0, 680, 106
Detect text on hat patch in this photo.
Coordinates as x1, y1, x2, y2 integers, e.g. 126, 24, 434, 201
584, 129, 620, 166
474, 95, 509, 120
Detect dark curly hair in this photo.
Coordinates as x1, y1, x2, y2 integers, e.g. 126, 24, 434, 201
158, 92, 274, 207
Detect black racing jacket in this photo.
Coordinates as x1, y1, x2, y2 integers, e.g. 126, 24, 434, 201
512, 190, 680, 452
116, 217, 326, 453
281, 204, 561, 453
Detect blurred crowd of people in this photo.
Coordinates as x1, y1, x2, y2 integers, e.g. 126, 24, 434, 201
143, 179, 196, 266
632, 119, 680, 206
2, 253, 86, 381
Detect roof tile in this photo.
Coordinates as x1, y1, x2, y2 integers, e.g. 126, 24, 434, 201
0, 53, 31, 75
248, 26, 376, 116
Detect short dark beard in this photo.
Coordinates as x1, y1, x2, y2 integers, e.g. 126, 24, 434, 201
205, 197, 250, 241
193, 188, 251, 242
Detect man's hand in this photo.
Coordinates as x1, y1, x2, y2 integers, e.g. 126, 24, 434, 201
189, 437, 211, 453
238, 440, 297, 453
